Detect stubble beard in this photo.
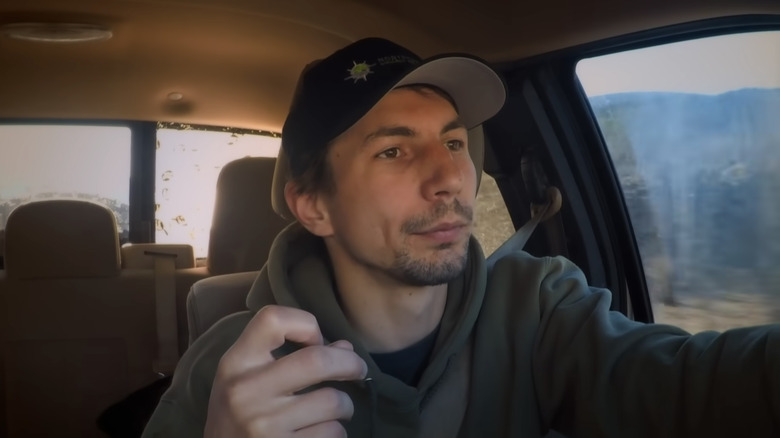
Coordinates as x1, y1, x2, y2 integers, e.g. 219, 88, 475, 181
390, 239, 470, 286
389, 199, 473, 287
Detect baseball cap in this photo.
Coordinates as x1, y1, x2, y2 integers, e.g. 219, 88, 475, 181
281, 37, 507, 178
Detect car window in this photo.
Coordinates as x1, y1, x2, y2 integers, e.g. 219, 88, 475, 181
0, 124, 131, 243
155, 124, 280, 258
473, 173, 515, 257
577, 31, 780, 332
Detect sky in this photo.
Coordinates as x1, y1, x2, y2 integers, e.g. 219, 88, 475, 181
577, 31, 780, 96
0, 125, 132, 202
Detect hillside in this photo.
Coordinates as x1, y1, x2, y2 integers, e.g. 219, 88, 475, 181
590, 88, 780, 313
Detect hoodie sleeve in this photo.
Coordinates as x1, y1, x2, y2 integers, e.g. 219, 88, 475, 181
532, 255, 780, 437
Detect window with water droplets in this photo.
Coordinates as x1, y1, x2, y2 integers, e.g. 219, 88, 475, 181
154, 124, 280, 258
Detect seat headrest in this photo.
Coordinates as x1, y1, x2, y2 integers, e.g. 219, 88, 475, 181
208, 157, 292, 274
271, 125, 486, 219
4, 199, 121, 279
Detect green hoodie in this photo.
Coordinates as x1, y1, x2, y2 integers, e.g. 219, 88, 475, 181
143, 223, 780, 437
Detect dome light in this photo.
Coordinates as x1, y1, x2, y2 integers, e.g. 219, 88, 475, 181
1, 23, 112, 43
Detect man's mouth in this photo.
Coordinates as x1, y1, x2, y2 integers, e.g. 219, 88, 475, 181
400, 199, 474, 243
413, 221, 469, 243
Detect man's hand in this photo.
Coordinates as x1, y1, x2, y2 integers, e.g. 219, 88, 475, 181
204, 305, 368, 437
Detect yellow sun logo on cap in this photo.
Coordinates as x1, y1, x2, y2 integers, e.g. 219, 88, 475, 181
345, 61, 374, 83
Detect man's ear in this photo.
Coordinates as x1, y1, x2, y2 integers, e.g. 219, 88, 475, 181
284, 182, 334, 237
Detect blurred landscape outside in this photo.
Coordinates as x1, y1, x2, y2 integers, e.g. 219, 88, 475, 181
579, 31, 780, 333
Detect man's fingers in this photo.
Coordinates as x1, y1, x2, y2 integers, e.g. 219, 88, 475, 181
293, 421, 348, 438
220, 345, 366, 410
280, 387, 354, 430
236, 387, 354, 437
328, 339, 354, 351
208, 305, 365, 437
269, 345, 367, 393
223, 305, 324, 369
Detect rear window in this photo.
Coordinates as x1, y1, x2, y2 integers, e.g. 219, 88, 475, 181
0, 124, 131, 242
154, 124, 280, 258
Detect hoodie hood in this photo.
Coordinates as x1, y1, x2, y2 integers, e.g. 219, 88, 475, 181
245, 222, 487, 434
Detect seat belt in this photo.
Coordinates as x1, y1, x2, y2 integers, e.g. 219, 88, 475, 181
144, 250, 180, 376
487, 186, 562, 269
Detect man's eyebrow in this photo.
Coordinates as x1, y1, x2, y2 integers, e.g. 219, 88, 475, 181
364, 126, 415, 143
363, 118, 466, 144
441, 118, 466, 134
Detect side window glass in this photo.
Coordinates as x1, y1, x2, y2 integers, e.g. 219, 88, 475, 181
0, 125, 131, 243
155, 124, 280, 258
577, 31, 780, 332
473, 173, 515, 256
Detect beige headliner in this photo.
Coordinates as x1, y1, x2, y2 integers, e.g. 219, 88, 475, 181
1, 0, 778, 131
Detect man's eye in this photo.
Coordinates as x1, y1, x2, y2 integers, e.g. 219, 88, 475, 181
446, 139, 465, 151
377, 147, 400, 159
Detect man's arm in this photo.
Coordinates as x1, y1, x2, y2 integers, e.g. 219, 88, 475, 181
532, 255, 779, 437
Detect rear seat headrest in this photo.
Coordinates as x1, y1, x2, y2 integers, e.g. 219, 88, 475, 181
4, 199, 121, 279
208, 157, 292, 274
270, 125, 486, 220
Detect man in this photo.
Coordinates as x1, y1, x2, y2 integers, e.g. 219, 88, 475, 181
143, 37, 780, 437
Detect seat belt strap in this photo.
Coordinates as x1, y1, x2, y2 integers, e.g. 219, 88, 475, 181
487, 186, 562, 269
145, 250, 179, 376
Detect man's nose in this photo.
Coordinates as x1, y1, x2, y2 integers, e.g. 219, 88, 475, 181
420, 142, 464, 202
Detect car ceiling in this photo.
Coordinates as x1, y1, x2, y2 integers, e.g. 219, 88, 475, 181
1, 0, 778, 132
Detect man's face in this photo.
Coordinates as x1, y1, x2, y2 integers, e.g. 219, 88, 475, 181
318, 86, 477, 286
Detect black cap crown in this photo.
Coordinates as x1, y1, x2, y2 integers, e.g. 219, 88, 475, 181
282, 37, 506, 178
